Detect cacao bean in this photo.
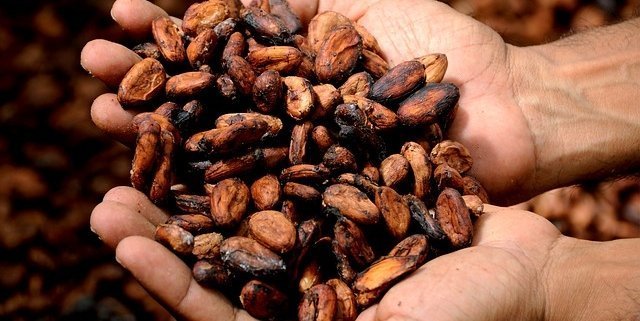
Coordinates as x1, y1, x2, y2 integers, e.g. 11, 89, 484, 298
248, 210, 297, 253
240, 280, 288, 319
435, 188, 473, 248
220, 236, 286, 277
298, 284, 338, 321
209, 178, 251, 228
323, 184, 380, 225
117, 58, 166, 108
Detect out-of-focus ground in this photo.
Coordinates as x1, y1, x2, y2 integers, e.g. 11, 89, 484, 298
0, 0, 638, 320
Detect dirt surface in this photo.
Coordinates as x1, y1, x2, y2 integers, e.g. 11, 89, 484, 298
0, 0, 638, 320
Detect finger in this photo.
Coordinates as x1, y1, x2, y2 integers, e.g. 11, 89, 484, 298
472, 205, 561, 245
90, 200, 157, 248
355, 304, 377, 321
278, 0, 319, 25
103, 186, 169, 225
318, 0, 383, 21
81, 39, 141, 88
111, 0, 169, 38
239, 0, 319, 26
90, 93, 137, 145
116, 236, 255, 321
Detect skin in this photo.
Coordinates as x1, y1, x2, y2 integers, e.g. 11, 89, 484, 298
84, 0, 640, 320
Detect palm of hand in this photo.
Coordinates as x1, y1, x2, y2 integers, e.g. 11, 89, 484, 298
362, 207, 559, 321
349, 0, 536, 204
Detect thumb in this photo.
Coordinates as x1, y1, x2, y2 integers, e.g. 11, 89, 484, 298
355, 304, 378, 321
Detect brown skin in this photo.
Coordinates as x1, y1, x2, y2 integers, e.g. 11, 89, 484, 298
85, 1, 640, 320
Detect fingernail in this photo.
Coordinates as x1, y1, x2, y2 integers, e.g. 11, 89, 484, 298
115, 255, 126, 268
89, 226, 102, 240
110, 4, 120, 24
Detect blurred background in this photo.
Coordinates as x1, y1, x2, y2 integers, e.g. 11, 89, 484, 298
0, 0, 638, 320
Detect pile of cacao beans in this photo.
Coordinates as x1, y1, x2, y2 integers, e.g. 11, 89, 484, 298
114, 0, 489, 320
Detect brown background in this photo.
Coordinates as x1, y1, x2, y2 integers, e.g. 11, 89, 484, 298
0, 0, 638, 320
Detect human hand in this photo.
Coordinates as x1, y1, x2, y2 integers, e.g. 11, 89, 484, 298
91, 186, 259, 321
82, 0, 541, 205
356, 205, 557, 321
357, 205, 640, 321
93, 185, 640, 321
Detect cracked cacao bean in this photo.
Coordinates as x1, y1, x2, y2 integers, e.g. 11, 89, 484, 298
182, 1, 231, 37
298, 259, 322, 293
132, 42, 162, 60
280, 164, 330, 183
434, 163, 465, 192
311, 84, 341, 120
284, 76, 315, 120
192, 232, 224, 260
361, 162, 380, 184
334, 173, 380, 198
307, 11, 352, 54
343, 95, 399, 131
154, 224, 194, 256
416, 53, 448, 83
331, 240, 357, 284
118, 58, 166, 108
401, 142, 432, 200
339, 71, 373, 97
462, 194, 484, 218
151, 16, 187, 65
290, 121, 314, 165
215, 112, 283, 138
430, 140, 473, 174
185, 118, 269, 155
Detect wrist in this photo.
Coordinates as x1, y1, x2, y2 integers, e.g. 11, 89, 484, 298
509, 20, 640, 197
544, 237, 640, 320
